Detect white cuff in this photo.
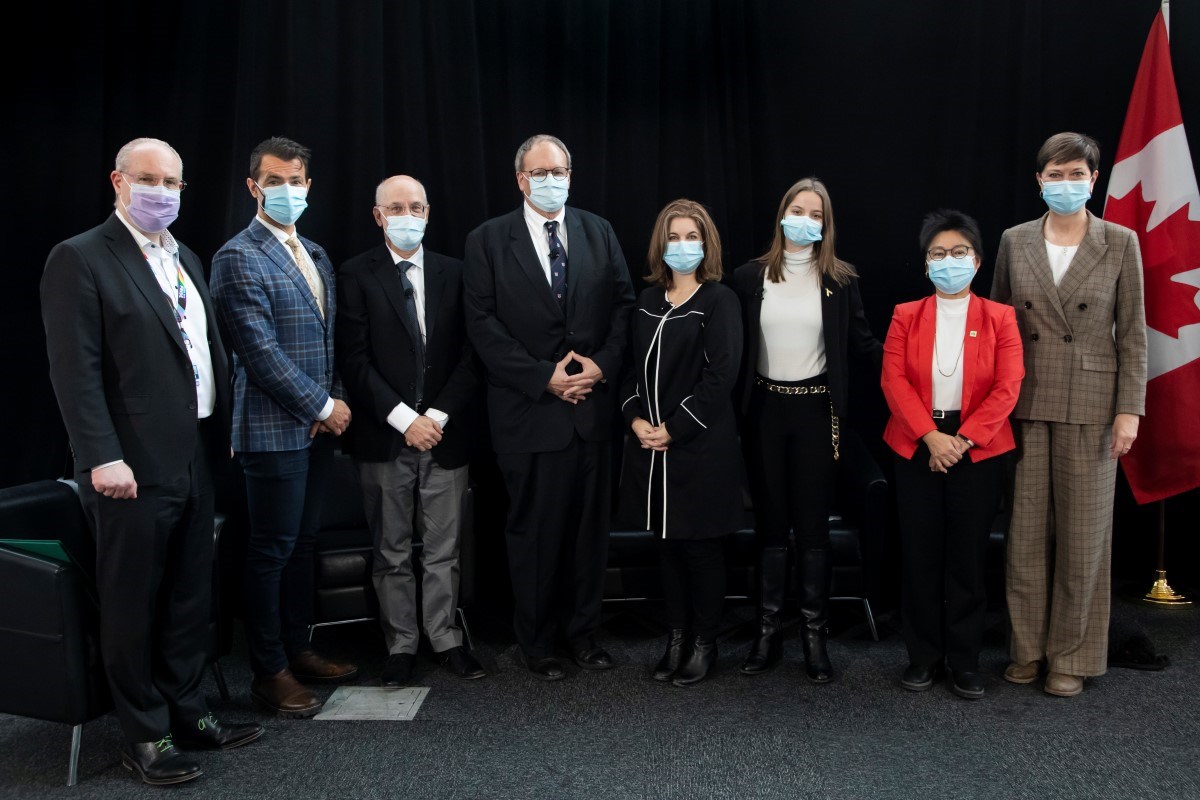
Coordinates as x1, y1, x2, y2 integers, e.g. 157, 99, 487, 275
387, 402, 420, 434
425, 408, 450, 429
92, 459, 125, 472
317, 397, 335, 421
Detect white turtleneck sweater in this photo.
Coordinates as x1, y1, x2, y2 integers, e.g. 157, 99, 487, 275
932, 294, 969, 411
757, 248, 826, 381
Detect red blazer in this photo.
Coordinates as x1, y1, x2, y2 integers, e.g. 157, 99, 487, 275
882, 293, 1024, 462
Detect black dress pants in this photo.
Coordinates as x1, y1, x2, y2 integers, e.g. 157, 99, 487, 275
77, 424, 214, 743
744, 376, 835, 551
497, 434, 611, 659
894, 415, 1002, 672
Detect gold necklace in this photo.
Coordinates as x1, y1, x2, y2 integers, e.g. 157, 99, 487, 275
934, 335, 965, 378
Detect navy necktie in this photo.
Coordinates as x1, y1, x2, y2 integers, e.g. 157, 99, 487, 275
545, 220, 568, 311
398, 260, 425, 406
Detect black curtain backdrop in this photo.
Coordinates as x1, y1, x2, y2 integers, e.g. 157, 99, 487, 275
9, 1, 1199, 591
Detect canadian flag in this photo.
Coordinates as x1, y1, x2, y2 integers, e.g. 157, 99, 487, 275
1104, 0, 1200, 504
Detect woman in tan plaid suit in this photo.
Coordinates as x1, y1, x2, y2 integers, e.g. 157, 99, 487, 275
990, 132, 1147, 698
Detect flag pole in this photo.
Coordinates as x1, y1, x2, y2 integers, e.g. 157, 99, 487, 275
1143, 499, 1191, 605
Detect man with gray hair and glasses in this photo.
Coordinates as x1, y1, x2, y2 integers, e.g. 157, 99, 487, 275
463, 134, 635, 681
41, 137, 262, 786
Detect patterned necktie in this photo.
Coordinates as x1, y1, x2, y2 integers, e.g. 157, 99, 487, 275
545, 220, 568, 311
285, 235, 324, 318
399, 260, 425, 405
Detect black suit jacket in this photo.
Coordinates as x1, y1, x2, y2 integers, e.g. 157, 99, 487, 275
463, 205, 636, 454
336, 244, 479, 468
731, 260, 882, 420
41, 213, 232, 484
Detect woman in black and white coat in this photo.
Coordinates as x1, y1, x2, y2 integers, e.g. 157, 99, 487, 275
731, 177, 881, 683
618, 198, 744, 687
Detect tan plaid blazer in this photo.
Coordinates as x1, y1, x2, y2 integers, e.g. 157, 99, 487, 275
991, 212, 1146, 424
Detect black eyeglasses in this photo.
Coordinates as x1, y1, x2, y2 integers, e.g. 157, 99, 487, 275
521, 168, 570, 182
926, 245, 974, 261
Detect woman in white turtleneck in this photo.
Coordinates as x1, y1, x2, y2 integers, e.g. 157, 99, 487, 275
881, 209, 1023, 700
731, 177, 881, 684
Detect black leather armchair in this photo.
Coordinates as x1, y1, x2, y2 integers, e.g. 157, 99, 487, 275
0, 479, 109, 787
606, 427, 887, 640
0, 478, 233, 785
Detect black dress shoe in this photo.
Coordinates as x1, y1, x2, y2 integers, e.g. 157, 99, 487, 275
381, 653, 416, 687
439, 646, 487, 679
174, 713, 264, 750
900, 662, 942, 692
570, 638, 615, 671
948, 668, 985, 700
528, 656, 567, 681
121, 736, 203, 786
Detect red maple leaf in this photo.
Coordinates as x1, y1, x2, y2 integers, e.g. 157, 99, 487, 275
1104, 184, 1200, 338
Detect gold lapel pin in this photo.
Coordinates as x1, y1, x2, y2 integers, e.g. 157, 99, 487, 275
825, 288, 832, 297
969, 331, 978, 337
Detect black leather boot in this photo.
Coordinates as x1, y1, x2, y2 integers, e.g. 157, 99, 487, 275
799, 548, 834, 684
652, 629, 687, 682
671, 636, 717, 686
741, 545, 789, 675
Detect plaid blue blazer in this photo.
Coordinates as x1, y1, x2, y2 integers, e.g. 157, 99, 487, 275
211, 218, 342, 452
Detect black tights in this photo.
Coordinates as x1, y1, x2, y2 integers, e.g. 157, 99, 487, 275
659, 537, 726, 639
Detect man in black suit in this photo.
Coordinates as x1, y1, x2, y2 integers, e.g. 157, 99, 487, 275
337, 175, 486, 686
40, 138, 261, 787
463, 134, 636, 680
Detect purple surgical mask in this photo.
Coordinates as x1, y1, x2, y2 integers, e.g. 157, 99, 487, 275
123, 181, 181, 232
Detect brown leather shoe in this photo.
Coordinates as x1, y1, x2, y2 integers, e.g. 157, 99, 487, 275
251, 669, 323, 718
1003, 661, 1041, 685
1044, 671, 1084, 697
288, 650, 359, 684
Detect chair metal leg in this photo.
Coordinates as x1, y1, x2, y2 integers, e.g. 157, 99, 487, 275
67, 723, 82, 787
862, 598, 879, 642
212, 660, 231, 701
456, 607, 474, 652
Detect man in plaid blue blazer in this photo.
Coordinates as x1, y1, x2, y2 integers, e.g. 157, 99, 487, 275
211, 137, 357, 719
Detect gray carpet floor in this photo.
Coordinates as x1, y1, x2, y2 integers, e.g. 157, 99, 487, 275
2, 590, 1198, 799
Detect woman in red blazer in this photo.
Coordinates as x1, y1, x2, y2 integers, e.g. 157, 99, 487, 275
881, 209, 1023, 700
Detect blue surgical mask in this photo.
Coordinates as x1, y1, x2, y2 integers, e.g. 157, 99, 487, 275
780, 214, 823, 246
384, 214, 426, 252
664, 241, 704, 274
927, 255, 976, 295
1041, 179, 1091, 215
257, 182, 309, 226
526, 175, 570, 213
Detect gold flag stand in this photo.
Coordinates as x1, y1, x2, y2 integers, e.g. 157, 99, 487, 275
1143, 500, 1191, 605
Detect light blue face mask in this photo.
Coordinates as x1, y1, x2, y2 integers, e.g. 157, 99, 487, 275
1041, 179, 1091, 215
526, 175, 570, 213
664, 241, 704, 274
780, 214, 823, 246
927, 255, 976, 294
257, 182, 308, 226
384, 214, 426, 252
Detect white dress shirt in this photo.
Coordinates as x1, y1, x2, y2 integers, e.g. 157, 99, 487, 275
523, 200, 568, 285
383, 244, 450, 435
115, 212, 215, 419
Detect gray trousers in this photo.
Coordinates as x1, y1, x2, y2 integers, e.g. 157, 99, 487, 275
359, 449, 468, 655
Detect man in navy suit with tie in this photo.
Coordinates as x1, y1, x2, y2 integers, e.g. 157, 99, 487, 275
42, 138, 261, 785
211, 137, 356, 718
336, 175, 486, 687
464, 134, 636, 680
